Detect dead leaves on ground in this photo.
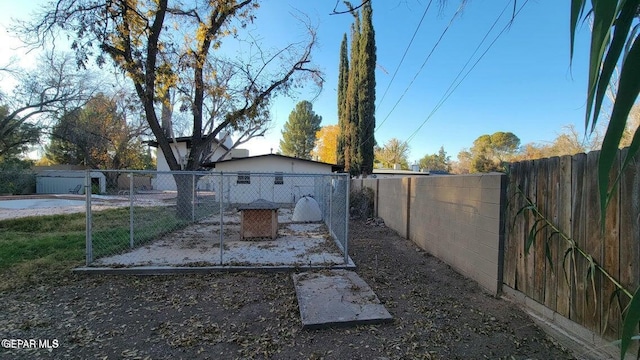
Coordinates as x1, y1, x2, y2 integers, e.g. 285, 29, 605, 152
0, 221, 573, 359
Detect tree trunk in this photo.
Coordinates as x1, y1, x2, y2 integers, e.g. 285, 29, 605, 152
161, 96, 173, 139
174, 173, 196, 221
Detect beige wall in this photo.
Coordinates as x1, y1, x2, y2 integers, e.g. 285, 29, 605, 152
116, 175, 152, 190
377, 178, 410, 238
351, 179, 362, 192
354, 173, 506, 295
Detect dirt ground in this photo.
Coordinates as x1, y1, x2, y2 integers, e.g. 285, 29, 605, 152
0, 219, 574, 359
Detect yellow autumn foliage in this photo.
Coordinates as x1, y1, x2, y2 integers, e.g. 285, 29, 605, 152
311, 125, 339, 164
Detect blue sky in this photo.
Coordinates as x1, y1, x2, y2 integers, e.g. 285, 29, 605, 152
0, 1, 595, 164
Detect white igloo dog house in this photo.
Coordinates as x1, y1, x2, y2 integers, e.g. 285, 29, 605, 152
292, 196, 322, 222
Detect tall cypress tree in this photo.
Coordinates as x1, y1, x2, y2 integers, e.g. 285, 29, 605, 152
338, 3, 376, 176
358, 1, 376, 176
345, 15, 361, 175
337, 33, 349, 166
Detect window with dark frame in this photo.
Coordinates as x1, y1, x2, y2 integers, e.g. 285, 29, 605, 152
237, 172, 250, 184
274, 172, 284, 185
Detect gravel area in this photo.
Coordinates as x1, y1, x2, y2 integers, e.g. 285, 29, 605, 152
0, 218, 575, 359
0, 194, 174, 220
0, 204, 114, 220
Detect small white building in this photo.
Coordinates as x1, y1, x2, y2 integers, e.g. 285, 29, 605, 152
206, 154, 342, 204
36, 170, 106, 194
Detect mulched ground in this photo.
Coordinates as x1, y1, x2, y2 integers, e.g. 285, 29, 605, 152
0, 219, 574, 359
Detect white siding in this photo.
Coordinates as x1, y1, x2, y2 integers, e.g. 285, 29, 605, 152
214, 157, 332, 174
154, 152, 335, 203
214, 157, 333, 204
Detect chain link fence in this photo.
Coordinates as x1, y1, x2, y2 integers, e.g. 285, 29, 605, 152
84, 170, 349, 268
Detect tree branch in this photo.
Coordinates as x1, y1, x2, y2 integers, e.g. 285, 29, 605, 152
330, 0, 371, 15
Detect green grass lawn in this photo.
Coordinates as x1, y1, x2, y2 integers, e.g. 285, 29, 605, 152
91, 206, 189, 259
0, 206, 195, 291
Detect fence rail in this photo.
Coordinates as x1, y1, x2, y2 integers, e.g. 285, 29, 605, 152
84, 170, 349, 268
504, 148, 640, 342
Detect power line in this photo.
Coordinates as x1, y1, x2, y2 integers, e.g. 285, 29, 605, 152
377, 0, 434, 109
372, 1, 466, 138
420, 0, 512, 120
404, 0, 530, 146
404, 0, 513, 144
405, 0, 529, 144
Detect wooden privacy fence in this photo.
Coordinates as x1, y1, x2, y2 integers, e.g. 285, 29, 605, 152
503, 148, 640, 342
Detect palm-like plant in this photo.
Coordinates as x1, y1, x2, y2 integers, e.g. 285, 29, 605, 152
571, 2, 640, 357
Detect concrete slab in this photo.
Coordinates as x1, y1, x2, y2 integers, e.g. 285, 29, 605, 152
93, 222, 348, 268
292, 270, 392, 329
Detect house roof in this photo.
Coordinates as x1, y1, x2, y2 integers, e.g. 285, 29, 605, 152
202, 153, 344, 172
237, 198, 280, 210
146, 136, 229, 151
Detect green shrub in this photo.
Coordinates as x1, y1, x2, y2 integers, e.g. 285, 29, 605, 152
0, 159, 35, 194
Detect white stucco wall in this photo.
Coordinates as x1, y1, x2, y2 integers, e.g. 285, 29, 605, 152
153, 150, 335, 203
214, 156, 332, 174
214, 156, 333, 204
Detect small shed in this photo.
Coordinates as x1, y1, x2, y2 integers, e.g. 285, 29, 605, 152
36, 170, 106, 194
237, 199, 279, 240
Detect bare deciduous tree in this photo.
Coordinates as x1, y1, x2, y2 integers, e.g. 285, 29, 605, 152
0, 53, 94, 159
18, 0, 323, 217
